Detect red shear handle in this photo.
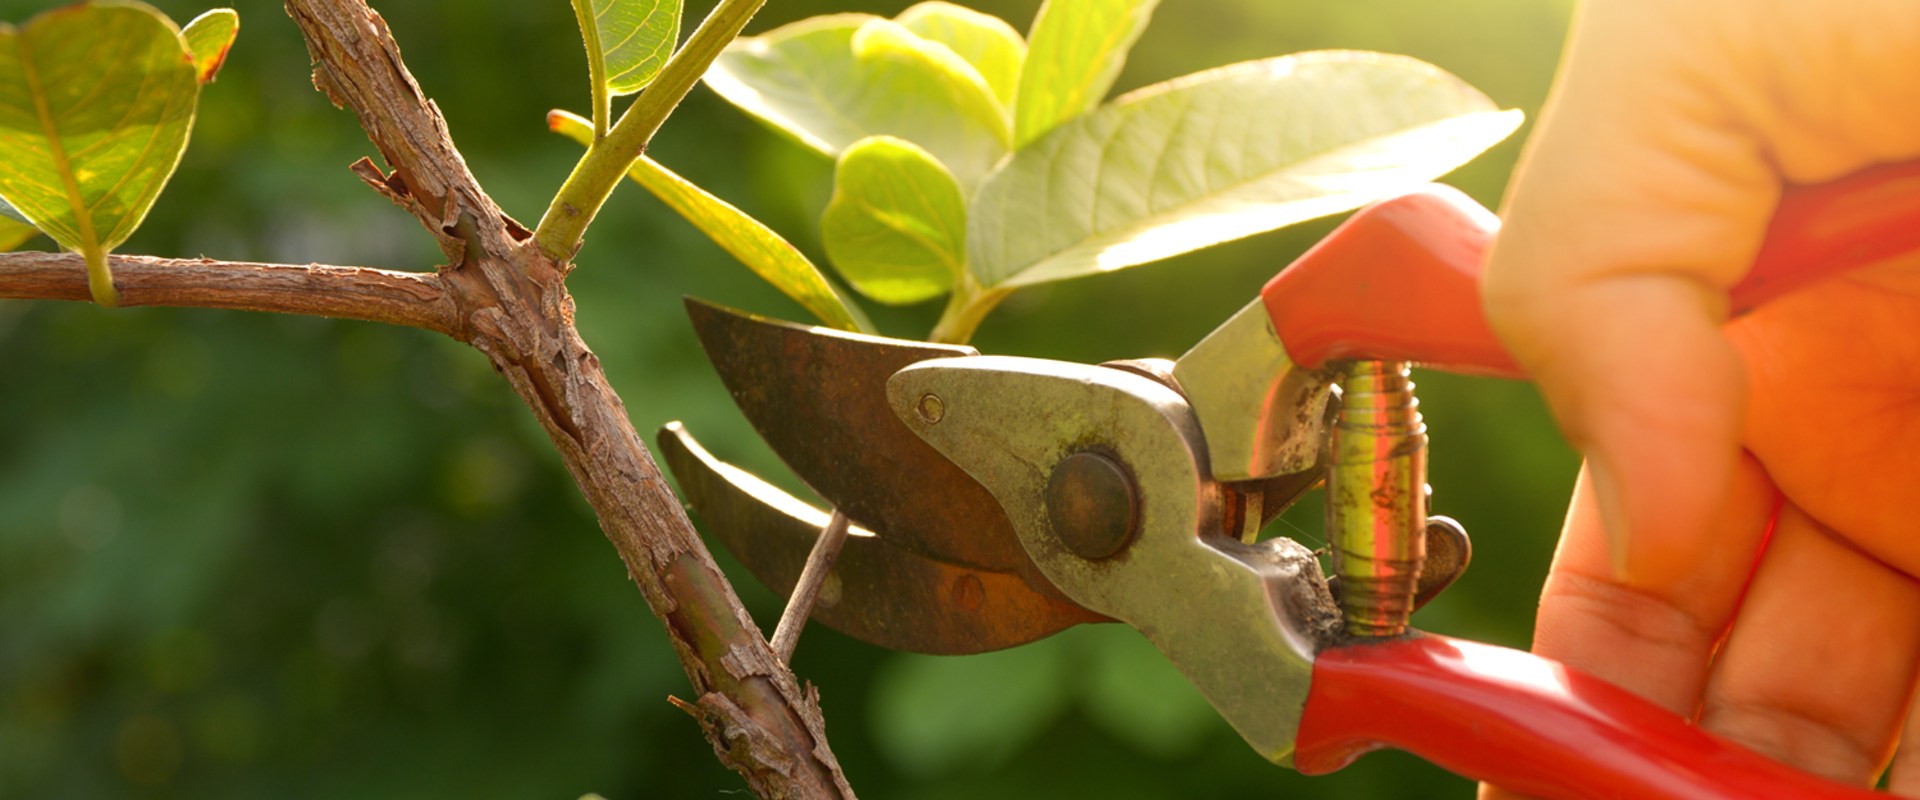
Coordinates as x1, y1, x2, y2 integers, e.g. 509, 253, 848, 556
1294, 635, 1882, 800
1263, 161, 1920, 377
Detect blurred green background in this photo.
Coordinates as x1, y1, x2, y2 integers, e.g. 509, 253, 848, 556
0, 0, 1580, 796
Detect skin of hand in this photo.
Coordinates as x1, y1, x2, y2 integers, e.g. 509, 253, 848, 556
1476, 0, 1920, 795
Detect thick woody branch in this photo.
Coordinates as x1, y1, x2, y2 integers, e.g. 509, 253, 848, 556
0, 252, 456, 335
280, 2, 856, 796
285, 0, 521, 265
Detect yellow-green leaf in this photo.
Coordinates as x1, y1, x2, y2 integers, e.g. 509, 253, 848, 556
704, 14, 1009, 191
0, 2, 203, 305
548, 110, 872, 333
1013, 0, 1157, 148
590, 0, 680, 95
181, 8, 237, 84
895, 2, 1024, 109
970, 52, 1523, 290
822, 136, 967, 305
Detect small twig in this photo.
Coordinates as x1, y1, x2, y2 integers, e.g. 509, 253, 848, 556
770, 509, 852, 663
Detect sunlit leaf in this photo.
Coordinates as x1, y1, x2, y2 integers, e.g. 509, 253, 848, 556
548, 110, 872, 333
0, 2, 204, 305
181, 8, 238, 84
1012, 0, 1157, 148
821, 136, 966, 305
589, 0, 681, 95
895, 2, 1024, 109
868, 638, 1070, 777
969, 52, 1523, 290
704, 14, 1009, 190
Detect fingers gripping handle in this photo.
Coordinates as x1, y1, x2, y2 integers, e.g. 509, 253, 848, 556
1293, 636, 1882, 800
1263, 161, 1920, 376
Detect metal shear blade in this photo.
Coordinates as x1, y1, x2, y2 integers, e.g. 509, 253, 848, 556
657, 422, 1107, 655
683, 297, 1037, 577
666, 300, 1324, 655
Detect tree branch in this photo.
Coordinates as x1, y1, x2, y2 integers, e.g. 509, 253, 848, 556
280, 2, 857, 796
0, 252, 457, 334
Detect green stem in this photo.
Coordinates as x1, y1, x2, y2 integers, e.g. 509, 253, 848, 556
928, 277, 1009, 344
82, 244, 117, 307
570, 0, 611, 141
534, 0, 766, 262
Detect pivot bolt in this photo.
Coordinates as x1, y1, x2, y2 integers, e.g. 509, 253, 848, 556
1046, 451, 1139, 560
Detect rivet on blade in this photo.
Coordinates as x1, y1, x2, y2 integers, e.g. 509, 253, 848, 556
916, 393, 945, 424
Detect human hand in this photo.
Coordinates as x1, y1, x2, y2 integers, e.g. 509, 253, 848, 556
1477, 0, 1920, 794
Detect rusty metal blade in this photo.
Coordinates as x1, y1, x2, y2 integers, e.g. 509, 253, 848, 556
659, 423, 1107, 655
685, 298, 1038, 575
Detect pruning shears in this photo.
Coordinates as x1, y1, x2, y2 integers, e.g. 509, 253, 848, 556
659, 160, 1920, 799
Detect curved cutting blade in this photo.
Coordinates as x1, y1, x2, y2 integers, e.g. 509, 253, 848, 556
659, 423, 1108, 654
685, 298, 1034, 575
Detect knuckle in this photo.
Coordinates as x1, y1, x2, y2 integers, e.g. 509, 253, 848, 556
1698, 696, 1885, 785
1540, 571, 1721, 659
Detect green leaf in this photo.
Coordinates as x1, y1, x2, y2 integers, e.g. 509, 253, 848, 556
1013, 0, 1157, 149
181, 8, 238, 84
895, 2, 1024, 109
0, 2, 204, 306
547, 110, 872, 333
704, 14, 1009, 190
968, 52, 1524, 290
821, 136, 966, 305
590, 0, 681, 95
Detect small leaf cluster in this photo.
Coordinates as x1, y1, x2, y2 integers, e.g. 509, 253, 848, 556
0, 3, 238, 306
554, 0, 875, 335
696, 0, 1522, 343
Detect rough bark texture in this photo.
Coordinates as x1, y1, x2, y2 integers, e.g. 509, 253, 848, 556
0, 2, 855, 797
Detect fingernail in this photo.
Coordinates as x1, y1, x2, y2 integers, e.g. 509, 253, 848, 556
1585, 451, 1632, 583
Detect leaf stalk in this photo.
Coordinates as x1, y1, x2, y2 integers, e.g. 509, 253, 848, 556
534, 0, 767, 262
82, 243, 118, 306
928, 275, 1009, 344
571, 0, 612, 141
